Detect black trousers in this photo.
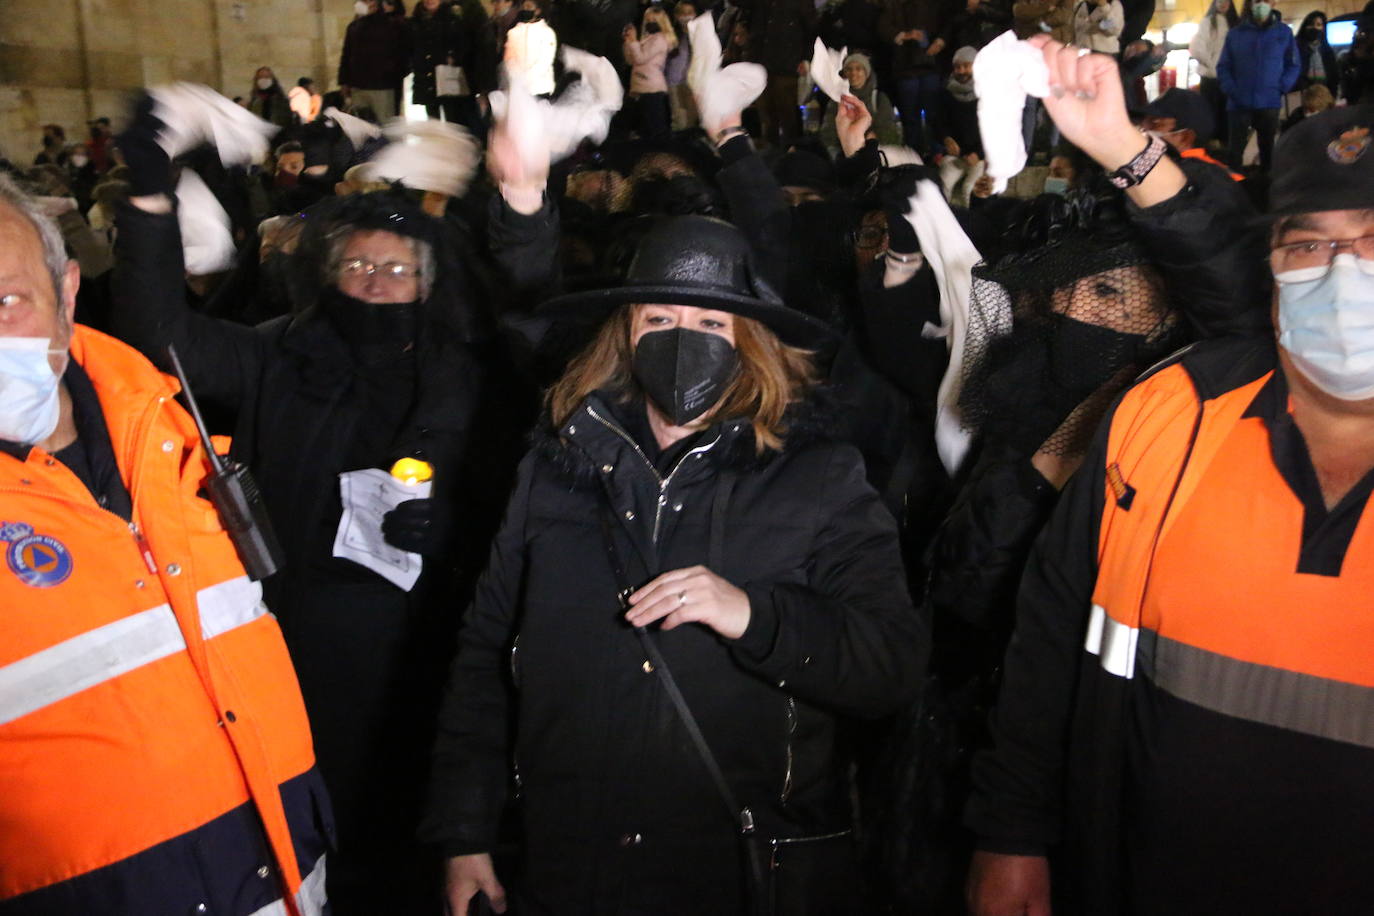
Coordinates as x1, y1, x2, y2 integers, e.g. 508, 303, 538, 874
631, 91, 671, 140
1198, 77, 1228, 146
1227, 108, 1279, 172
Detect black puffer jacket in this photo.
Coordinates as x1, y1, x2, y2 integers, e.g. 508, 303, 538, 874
422, 393, 928, 915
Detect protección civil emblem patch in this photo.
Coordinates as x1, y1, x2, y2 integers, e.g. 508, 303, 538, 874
1, 521, 74, 588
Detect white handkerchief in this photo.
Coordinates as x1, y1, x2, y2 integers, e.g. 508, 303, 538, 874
901, 180, 983, 475
150, 83, 278, 167
973, 31, 1052, 193
687, 11, 765, 130
687, 12, 723, 99
490, 48, 627, 169
332, 469, 432, 592
371, 119, 479, 198
175, 169, 235, 276
810, 39, 850, 103
697, 64, 767, 134
322, 106, 383, 150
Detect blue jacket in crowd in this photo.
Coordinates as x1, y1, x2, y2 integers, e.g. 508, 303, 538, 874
1217, 14, 1301, 110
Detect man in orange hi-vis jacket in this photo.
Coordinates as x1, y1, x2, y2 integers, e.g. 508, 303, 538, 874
0, 173, 332, 914
965, 37, 1374, 916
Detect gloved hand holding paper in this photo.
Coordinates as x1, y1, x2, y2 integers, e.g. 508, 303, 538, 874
333, 469, 433, 592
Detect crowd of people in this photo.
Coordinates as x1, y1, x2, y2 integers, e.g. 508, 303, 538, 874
3, 1, 1374, 915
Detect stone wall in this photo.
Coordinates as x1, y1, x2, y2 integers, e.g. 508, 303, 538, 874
0, 0, 350, 162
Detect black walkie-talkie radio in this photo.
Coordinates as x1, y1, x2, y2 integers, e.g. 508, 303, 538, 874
166, 345, 284, 581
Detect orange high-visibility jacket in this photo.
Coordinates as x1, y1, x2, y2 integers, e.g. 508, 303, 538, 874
0, 326, 331, 914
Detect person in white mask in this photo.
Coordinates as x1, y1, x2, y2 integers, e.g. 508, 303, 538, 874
964, 37, 1374, 916
0, 173, 332, 916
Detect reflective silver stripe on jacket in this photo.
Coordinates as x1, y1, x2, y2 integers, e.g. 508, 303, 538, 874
1138, 629, 1374, 751
0, 576, 268, 725
1084, 603, 1138, 680
199, 575, 270, 639
0, 603, 184, 726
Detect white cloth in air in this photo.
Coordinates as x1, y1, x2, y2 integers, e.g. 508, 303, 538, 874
973, 31, 1051, 194
175, 170, 235, 276
687, 11, 766, 130
810, 38, 850, 103
149, 82, 278, 167
370, 119, 479, 198
903, 180, 983, 475
487, 46, 623, 175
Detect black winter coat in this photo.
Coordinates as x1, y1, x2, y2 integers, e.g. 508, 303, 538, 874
339, 11, 412, 90
422, 394, 928, 914
110, 203, 494, 913
740, 0, 819, 75
411, 5, 469, 104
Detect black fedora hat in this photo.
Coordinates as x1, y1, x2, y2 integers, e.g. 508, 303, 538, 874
539, 215, 836, 348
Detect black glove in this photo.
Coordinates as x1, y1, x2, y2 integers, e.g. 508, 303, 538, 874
117, 93, 175, 198
381, 497, 455, 557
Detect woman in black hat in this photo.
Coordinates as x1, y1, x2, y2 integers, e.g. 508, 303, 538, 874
422, 214, 928, 916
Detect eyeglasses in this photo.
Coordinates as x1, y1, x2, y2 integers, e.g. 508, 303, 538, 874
339, 258, 421, 281
855, 225, 887, 250
1271, 235, 1374, 280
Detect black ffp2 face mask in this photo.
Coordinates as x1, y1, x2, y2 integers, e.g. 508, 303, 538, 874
632, 328, 739, 427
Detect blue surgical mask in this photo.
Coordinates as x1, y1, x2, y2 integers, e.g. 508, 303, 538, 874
1252, 2, 1271, 20
1043, 176, 1070, 196
0, 338, 64, 445
1277, 255, 1374, 400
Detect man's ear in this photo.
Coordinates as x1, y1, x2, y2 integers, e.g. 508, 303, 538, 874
60, 259, 80, 331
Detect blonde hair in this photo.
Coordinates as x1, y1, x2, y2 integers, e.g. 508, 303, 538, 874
547, 305, 819, 453
1303, 84, 1335, 112
642, 7, 679, 50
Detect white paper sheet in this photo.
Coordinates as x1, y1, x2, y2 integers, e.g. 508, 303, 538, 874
332, 468, 432, 592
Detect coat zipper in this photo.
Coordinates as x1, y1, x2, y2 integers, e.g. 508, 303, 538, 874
2, 390, 166, 574
120, 391, 168, 570
583, 405, 721, 545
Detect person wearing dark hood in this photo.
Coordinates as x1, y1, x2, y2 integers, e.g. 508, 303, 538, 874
248, 67, 292, 130
422, 214, 927, 916
1294, 11, 1339, 99
109, 98, 493, 916
1216, 0, 1300, 173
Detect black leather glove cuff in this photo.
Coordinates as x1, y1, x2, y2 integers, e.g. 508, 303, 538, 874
118, 94, 175, 198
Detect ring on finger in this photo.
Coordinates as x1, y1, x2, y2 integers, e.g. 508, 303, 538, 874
678, 592, 687, 606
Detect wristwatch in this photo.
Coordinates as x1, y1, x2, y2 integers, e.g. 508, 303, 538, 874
1106, 134, 1167, 189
